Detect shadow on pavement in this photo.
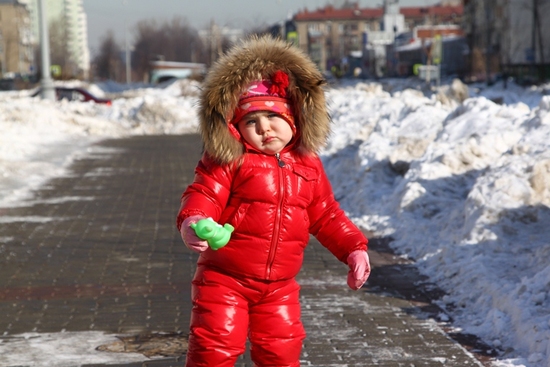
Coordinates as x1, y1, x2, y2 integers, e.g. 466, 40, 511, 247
365, 236, 499, 367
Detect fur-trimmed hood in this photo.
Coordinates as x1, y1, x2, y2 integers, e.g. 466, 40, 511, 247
198, 36, 330, 164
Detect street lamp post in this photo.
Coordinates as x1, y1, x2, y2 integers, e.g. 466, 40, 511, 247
123, 0, 131, 84
38, 0, 55, 100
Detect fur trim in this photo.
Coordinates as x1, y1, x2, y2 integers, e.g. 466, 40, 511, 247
198, 35, 330, 164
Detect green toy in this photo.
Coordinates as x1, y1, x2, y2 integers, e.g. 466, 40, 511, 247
190, 218, 234, 250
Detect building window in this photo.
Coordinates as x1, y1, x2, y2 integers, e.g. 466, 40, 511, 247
308, 23, 320, 32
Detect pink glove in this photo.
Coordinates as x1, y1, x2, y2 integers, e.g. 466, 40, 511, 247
347, 250, 371, 290
180, 215, 209, 253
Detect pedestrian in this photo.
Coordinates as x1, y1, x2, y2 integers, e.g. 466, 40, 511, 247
176, 35, 370, 367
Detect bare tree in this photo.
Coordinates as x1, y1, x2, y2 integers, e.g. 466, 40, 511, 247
93, 30, 123, 81
132, 20, 160, 80
132, 17, 205, 82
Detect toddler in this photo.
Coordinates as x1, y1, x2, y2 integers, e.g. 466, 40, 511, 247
177, 36, 370, 367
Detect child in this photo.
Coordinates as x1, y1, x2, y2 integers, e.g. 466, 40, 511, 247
176, 36, 370, 367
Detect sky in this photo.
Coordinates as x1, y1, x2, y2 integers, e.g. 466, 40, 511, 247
83, 0, 441, 56
0, 76, 549, 367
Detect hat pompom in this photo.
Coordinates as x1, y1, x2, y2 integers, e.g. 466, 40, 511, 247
268, 71, 289, 97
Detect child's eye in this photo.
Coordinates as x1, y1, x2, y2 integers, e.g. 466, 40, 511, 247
267, 113, 278, 118
245, 119, 256, 125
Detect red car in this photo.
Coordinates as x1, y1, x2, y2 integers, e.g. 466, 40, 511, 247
33, 87, 112, 105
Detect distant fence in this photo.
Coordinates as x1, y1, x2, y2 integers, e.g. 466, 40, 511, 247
0, 78, 15, 91
501, 63, 550, 84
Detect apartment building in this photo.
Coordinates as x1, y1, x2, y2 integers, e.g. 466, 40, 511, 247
20, 0, 90, 78
292, 0, 463, 76
293, 3, 386, 74
0, 0, 33, 78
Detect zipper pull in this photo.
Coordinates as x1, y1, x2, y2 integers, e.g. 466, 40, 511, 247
275, 153, 285, 167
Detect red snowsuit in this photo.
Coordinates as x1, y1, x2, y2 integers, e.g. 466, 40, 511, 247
177, 146, 368, 366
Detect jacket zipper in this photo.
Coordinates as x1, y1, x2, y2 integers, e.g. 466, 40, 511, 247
275, 153, 286, 167
266, 153, 285, 278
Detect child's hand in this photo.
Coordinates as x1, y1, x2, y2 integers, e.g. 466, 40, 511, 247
346, 250, 371, 290
181, 215, 209, 253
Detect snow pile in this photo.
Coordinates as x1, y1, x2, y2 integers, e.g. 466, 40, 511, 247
322, 80, 550, 367
0, 79, 199, 206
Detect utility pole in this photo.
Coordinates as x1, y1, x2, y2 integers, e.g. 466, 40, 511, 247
125, 36, 131, 84
123, 0, 131, 84
531, 0, 536, 63
469, 0, 476, 81
529, 0, 540, 81
535, 0, 544, 65
38, 0, 55, 100
484, 0, 492, 85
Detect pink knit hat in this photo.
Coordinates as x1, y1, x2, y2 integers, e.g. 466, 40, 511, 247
228, 71, 296, 138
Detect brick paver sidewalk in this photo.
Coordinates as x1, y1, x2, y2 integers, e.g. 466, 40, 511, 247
0, 135, 487, 366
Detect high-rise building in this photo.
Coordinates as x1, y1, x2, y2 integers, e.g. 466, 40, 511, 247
20, 0, 89, 79
0, 0, 34, 77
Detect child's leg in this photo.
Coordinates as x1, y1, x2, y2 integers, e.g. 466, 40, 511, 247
248, 278, 306, 367
185, 266, 249, 367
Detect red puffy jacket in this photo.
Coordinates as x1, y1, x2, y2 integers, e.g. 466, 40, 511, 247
177, 149, 368, 281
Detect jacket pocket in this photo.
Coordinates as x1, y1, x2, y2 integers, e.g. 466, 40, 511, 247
292, 164, 318, 203
292, 164, 318, 181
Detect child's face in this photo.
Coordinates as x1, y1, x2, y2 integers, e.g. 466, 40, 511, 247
237, 111, 294, 155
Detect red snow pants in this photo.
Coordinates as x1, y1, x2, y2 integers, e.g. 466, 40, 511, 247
185, 265, 306, 367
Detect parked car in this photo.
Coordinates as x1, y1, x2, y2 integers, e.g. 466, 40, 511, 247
33, 87, 112, 105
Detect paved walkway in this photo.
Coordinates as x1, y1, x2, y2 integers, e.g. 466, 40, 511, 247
0, 135, 488, 366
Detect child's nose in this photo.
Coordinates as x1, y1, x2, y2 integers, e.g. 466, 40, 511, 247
256, 118, 271, 134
